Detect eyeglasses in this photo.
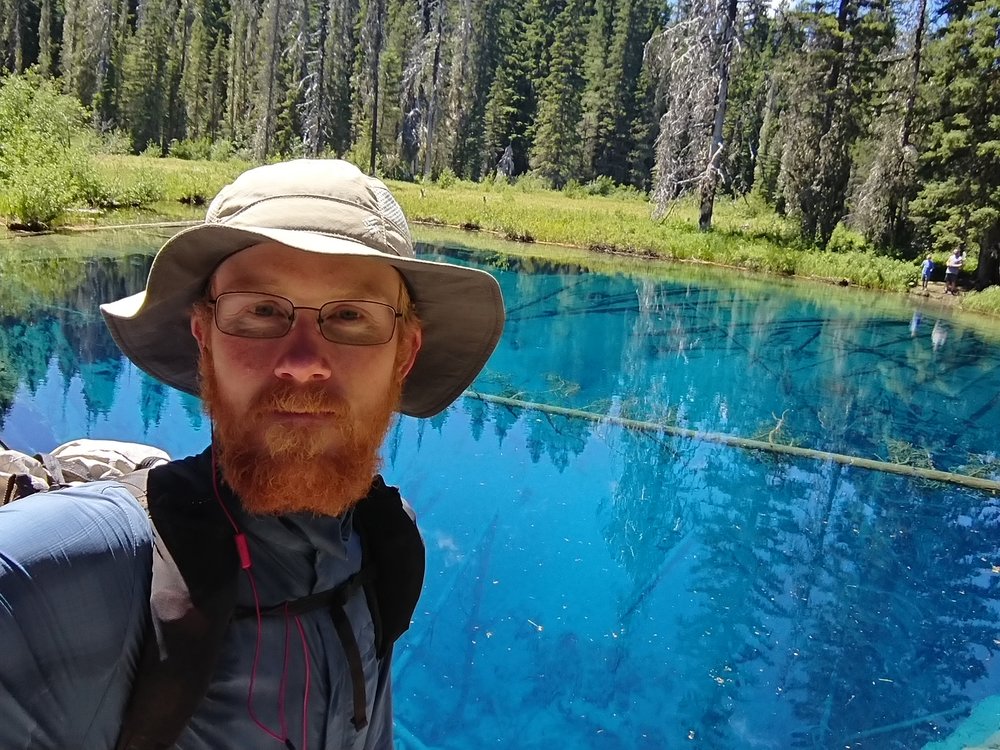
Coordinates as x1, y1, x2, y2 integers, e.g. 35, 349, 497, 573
210, 291, 403, 346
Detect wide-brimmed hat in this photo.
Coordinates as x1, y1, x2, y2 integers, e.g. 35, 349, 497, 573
100, 159, 505, 418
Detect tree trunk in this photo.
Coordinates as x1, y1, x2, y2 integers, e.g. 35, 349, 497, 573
975, 220, 1000, 290
698, 0, 738, 231
368, 0, 384, 175
422, 4, 444, 179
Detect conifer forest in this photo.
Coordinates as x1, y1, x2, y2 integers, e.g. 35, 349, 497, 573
0, 0, 998, 284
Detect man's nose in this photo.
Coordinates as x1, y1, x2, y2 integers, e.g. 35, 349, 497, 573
273, 315, 333, 382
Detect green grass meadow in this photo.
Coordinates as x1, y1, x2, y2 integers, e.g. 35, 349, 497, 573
4, 155, 999, 318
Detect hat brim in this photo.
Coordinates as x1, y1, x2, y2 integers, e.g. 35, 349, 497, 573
100, 224, 505, 418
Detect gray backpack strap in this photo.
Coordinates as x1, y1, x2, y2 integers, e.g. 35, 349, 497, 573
115, 453, 240, 750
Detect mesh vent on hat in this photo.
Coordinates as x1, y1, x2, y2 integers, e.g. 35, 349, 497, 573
372, 184, 411, 243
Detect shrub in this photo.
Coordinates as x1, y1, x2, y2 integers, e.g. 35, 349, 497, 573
827, 224, 871, 254
513, 173, 551, 192
97, 128, 132, 155
0, 70, 92, 228
561, 179, 585, 198
168, 137, 213, 161
0, 158, 78, 229
76, 164, 164, 208
585, 175, 617, 196
209, 138, 235, 161
436, 167, 457, 189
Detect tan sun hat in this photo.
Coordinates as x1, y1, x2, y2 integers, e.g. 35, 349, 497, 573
100, 158, 505, 418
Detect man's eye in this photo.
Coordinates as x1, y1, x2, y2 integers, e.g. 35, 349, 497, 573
326, 305, 367, 322
248, 302, 284, 318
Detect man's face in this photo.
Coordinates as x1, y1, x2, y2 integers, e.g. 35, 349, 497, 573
190, 242, 422, 516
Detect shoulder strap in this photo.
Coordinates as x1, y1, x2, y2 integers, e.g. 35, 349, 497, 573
116, 450, 240, 750
353, 475, 425, 658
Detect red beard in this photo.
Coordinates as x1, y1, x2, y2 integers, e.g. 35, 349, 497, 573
198, 347, 401, 516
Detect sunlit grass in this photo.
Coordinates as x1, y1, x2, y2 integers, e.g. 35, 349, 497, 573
387, 177, 920, 292
26, 157, 958, 297
960, 286, 1000, 316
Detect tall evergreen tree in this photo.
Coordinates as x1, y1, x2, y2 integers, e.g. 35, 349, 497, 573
122, 0, 177, 152
721, 0, 772, 197
774, 0, 894, 247
0, 0, 39, 72
910, 0, 1000, 287
448, 0, 505, 180
224, 0, 257, 149
252, 0, 292, 158
529, 0, 587, 187
851, 0, 927, 253
482, 0, 533, 176
352, 0, 388, 171
36, 0, 56, 76
177, 0, 212, 140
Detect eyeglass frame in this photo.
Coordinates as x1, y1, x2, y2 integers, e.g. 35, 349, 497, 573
207, 290, 405, 346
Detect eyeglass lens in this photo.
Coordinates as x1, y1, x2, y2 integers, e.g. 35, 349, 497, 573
213, 292, 399, 345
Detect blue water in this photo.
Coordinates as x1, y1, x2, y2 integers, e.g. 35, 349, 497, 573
1, 233, 998, 749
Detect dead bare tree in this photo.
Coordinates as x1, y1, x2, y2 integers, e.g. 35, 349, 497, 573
649, 0, 740, 229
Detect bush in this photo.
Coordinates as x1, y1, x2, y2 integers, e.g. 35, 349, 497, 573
168, 137, 213, 161
209, 138, 235, 161
585, 175, 617, 196
76, 164, 164, 209
436, 167, 457, 189
0, 158, 78, 229
0, 70, 92, 229
513, 173, 551, 192
561, 179, 585, 198
827, 223, 871, 254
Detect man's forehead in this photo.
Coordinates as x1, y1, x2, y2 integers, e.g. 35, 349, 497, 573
210, 243, 405, 295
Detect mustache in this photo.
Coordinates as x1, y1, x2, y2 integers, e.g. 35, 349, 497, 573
250, 382, 350, 416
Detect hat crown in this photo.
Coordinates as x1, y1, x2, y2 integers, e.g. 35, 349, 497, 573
206, 159, 414, 259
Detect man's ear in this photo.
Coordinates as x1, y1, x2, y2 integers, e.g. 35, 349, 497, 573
190, 309, 209, 351
397, 325, 422, 380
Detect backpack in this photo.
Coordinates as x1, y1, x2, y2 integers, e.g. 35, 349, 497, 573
1, 439, 425, 750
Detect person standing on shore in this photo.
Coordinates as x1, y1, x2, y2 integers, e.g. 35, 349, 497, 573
920, 254, 934, 290
944, 249, 964, 295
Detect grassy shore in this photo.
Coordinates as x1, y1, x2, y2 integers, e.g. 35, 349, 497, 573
10, 154, 998, 318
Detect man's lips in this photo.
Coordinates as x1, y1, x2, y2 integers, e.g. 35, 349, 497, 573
268, 409, 338, 422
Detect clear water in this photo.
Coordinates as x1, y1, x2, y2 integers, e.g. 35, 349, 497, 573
1, 234, 998, 749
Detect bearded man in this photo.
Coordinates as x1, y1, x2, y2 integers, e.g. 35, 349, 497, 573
0, 159, 505, 750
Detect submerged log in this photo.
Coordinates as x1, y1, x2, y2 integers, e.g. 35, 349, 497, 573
466, 392, 1000, 494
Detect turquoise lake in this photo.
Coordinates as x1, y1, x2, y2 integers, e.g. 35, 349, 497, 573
0, 231, 998, 748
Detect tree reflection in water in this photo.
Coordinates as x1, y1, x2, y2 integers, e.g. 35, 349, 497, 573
0, 237, 998, 748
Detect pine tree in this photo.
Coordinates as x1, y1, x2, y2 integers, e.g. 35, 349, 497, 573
910, 0, 1000, 288
224, 0, 257, 150
122, 0, 177, 152
529, 0, 587, 187
352, 0, 388, 171
449, 0, 506, 180
36, 0, 55, 76
774, 0, 894, 247
578, 0, 612, 182
0, 0, 35, 72
721, 0, 772, 197
177, 0, 212, 141
482, 1, 533, 176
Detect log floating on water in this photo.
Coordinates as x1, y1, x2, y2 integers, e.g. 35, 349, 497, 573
466, 391, 1000, 494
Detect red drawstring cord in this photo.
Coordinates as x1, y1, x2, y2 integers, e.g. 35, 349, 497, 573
294, 615, 311, 750
210, 442, 310, 748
